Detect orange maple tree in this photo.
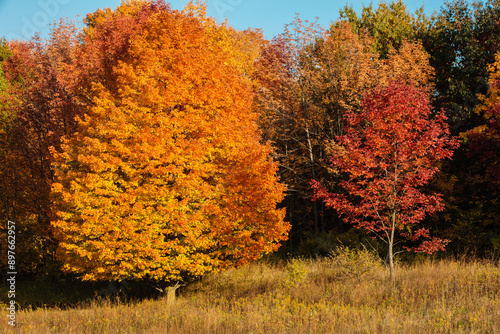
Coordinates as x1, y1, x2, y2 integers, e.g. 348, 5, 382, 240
51, 1, 288, 283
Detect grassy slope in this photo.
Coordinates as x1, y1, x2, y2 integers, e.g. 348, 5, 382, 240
1, 249, 499, 333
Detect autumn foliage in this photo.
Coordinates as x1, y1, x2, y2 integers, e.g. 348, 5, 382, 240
2, 0, 498, 285
254, 17, 435, 240
311, 81, 458, 278
0, 34, 82, 275
50, 1, 288, 282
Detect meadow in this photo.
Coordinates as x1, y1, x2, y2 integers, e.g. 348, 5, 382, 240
1, 248, 499, 333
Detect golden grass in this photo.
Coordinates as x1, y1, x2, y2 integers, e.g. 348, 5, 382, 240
2, 249, 499, 333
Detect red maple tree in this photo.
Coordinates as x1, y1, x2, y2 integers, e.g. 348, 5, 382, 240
311, 81, 459, 279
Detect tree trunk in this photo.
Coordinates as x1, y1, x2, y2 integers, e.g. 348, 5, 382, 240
388, 234, 394, 282
389, 209, 396, 282
305, 126, 319, 234
158, 282, 183, 306
165, 286, 177, 306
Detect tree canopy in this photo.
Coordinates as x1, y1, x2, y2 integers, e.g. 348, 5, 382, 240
311, 81, 459, 278
50, 1, 288, 282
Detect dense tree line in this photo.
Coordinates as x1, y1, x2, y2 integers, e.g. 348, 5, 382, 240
0, 0, 498, 285
258, 0, 500, 258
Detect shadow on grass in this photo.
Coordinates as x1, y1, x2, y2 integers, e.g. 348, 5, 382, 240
0, 275, 164, 310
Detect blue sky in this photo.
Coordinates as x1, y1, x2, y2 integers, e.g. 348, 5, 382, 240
0, 0, 446, 41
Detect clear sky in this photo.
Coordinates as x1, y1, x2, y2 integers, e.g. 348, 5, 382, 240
0, 0, 446, 41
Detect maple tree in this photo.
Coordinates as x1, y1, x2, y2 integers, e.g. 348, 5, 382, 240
254, 16, 435, 252
51, 1, 288, 283
311, 81, 458, 279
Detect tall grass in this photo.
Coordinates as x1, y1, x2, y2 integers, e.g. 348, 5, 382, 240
1, 248, 499, 333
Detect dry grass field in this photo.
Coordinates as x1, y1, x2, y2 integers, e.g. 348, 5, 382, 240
1, 248, 499, 333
